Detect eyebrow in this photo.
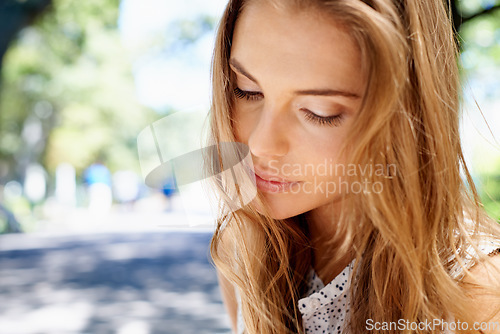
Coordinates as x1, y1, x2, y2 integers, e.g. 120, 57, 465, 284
229, 58, 361, 99
230, 58, 259, 84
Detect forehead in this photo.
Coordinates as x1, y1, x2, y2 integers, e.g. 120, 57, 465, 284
230, 1, 366, 94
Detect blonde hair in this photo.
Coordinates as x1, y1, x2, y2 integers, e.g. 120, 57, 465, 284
207, 0, 500, 333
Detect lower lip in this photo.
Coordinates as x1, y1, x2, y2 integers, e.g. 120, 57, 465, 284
254, 173, 301, 193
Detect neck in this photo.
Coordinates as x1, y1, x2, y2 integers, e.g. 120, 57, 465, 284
306, 200, 354, 284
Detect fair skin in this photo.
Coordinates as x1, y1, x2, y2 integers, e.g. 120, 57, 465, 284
220, 4, 362, 331
217, 2, 500, 333
230, 2, 364, 282
462, 256, 500, 333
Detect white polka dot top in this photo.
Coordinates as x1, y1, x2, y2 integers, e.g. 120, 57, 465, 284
235, 259, 355, 334
298, 260, 354, 334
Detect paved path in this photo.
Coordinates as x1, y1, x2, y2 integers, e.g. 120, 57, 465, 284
0, 231, 231, 334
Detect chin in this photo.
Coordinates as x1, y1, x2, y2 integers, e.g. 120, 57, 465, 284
265, 210, 296, 221
252, 193, 312, 220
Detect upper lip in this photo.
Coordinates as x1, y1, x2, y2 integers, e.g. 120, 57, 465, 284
252, 166, 298, 183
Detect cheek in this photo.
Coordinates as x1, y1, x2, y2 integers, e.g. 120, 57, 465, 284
302, 134, 344, 162
297, 134, 349, 182
232, 106, 254, 144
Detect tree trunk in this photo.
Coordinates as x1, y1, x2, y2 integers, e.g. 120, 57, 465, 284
0, 0, 52, 74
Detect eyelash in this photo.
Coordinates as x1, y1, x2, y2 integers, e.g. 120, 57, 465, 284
302, 109, 344, 127
233, 87, 345, 127
234, 87, 262, 101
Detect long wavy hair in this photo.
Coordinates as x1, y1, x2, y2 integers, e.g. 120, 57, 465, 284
207, 0, 500, 333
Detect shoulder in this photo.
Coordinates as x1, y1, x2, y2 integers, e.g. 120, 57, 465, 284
462, 251, 500, 333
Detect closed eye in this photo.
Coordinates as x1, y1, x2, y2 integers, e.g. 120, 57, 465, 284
301, 108, 344, 127
234, 87, 263, 101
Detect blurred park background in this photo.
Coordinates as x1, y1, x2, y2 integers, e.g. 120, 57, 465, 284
0, 0, 499, 333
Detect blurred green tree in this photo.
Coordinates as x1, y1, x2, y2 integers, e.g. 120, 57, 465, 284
0, 0, 157, 187
0, 0, 52, 70
0, 0, 499, 221
451, 0, 500, 34
457, 2, 500, 220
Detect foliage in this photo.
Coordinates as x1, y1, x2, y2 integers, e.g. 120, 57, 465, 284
478, 158, 500, 221
0, 0, 157, 185
0, 0, 499, 222
460, 3, 500, 78
458, 2, 500, 219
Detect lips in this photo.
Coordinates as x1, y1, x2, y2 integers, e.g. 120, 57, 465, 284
253, 167, 294, 182
252, 166, 301, 193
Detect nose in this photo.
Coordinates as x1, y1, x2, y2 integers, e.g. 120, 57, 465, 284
247, 105, 289, 159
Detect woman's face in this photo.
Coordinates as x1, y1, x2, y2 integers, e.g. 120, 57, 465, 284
230, 2, 367, 220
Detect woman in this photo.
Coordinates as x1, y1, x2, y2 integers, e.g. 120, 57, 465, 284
207, 0, 500, 333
